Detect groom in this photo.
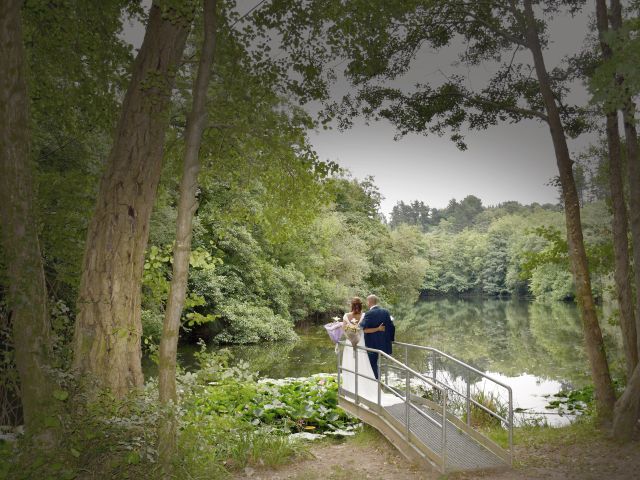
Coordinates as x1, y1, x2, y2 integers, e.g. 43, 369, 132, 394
360, 294, 395, 379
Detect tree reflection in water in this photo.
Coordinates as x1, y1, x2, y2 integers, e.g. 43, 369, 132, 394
159, 298, 623, 424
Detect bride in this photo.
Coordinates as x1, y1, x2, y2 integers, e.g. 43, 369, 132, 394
340, 297, 385, 403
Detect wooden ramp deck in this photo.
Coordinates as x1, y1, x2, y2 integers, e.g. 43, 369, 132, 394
337, 342, 513, 474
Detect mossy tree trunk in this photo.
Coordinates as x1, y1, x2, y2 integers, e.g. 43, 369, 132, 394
523, 0, 616, 421
157, 0, 217, 470
607, 0, 640, 442
609, 0, 640, 361
0, 0, 55, 442
595, 0, 637, 379
73, 3, 192, 398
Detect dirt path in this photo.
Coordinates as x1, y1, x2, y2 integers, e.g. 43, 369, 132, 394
239, 440, 429, 480
238, 427, 640, 480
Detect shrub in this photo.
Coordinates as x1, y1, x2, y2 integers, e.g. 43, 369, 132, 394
141, 309, 164, 347
214, 301, 297, 344
529, 264, 575, 301
3, 352, 340, 479
464, 389, 508, 429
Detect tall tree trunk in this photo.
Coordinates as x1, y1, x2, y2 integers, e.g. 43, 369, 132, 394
523, 0, 616, 420
608, 0, 640, 442
610, 0, 640, 360
595, 0, 637, 378
73, 3, 192, 398
0, 0, 55, 441
622, 106, 640, 351
613, 364, 640, 441
158, 0, 217, 469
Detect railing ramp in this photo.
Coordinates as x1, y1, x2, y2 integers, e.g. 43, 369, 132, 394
336, 340, 513, 474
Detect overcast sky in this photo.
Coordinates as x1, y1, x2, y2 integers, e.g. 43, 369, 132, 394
309, 117, 563, 213
124, 2, 598, 216
240, 1, 597, 215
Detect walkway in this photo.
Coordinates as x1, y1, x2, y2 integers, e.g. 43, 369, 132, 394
336, 341, 513, 474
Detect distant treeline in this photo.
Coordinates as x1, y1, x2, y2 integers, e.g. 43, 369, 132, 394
388, 194, 611, 302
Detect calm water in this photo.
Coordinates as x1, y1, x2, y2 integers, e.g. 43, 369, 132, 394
163, 298, 623, 425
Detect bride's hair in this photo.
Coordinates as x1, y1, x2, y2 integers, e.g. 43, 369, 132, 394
350, 297, 363, 314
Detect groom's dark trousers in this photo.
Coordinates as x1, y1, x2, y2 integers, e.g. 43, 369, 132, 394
361, 306, 395, 379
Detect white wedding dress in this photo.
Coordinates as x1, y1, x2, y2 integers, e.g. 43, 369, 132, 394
340, 313, 401, 407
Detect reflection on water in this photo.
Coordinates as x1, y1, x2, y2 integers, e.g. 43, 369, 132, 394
156, 323, 337, 379
393, 298, 593, 383
155, 298, 622, 425
390, 298, 621, 425
482, 372, 568, 425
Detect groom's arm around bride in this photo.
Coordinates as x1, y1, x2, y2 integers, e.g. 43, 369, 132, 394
361, 295, 395, 378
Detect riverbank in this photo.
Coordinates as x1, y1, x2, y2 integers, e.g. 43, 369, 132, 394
241, 421, 640, 480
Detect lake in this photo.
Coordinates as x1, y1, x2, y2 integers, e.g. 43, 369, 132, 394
163, 298, 623, 425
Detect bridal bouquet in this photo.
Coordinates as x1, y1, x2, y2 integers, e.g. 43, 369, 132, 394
343, 319, 361, 347
324, 318, 344, 344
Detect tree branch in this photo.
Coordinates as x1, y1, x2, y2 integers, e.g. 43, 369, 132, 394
466, 94, 549, 122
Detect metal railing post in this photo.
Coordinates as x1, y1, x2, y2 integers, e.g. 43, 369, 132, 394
405, 370, 411, 439
337, 343, 341, 396
390, 342, 514, 470
432, 351, 437, 384
384, 361, 388, 384
378, 357, 382, 407
354, 344, 359, 405
441, 389, 448, 473
466, 375, 471, 426
508, 387, 513, 466
404, 343, 409, 369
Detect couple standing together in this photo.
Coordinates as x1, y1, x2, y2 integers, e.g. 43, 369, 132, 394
342, 295, 395, 391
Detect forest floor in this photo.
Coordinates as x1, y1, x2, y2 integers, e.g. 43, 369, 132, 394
235, 423, 640, 480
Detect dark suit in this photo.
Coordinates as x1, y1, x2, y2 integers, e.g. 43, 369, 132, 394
360, 305, 395, 378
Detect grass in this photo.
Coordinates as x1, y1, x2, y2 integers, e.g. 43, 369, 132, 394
477, 411, 599, 460
349, 424, 383, 447
463, 390, 508, 429
514, 417, 599, 449
218, 431, 311, 472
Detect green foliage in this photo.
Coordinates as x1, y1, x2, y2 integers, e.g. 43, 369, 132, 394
174, 351, 355, 475
464, 390, 508, 430
589, 18, 640, 109
141, 243, 221, 337
422, 228, 488, 295
49, 299, 74, 368
193, 375, 354, 434
255, 1, 590, 146
4, 351, 347, 479
519, 227, 569, 281
22, 1, 140, 313
145, 162, 429, 346
529, 264, 575, 301
545, 385, 595, 417
0, 299, 21, 427
327, 175, 383, 221
415, 199, 614, 302
543, 379, 625, 419
389, 200, 432, 231
6, 372, 160, 480
481, 233, 510, 296
141, 309, 164, 349
214, 301, 297, 344
250, 376, 351, 433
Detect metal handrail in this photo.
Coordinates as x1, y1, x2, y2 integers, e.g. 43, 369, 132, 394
338, 341, 445, 391
341, 365, 441, 427
393, 341, 513, 464
337, 340, 448, 470
393, 342, 512, 391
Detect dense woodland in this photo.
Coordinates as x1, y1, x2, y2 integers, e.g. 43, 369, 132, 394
1, 0, 640, 478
